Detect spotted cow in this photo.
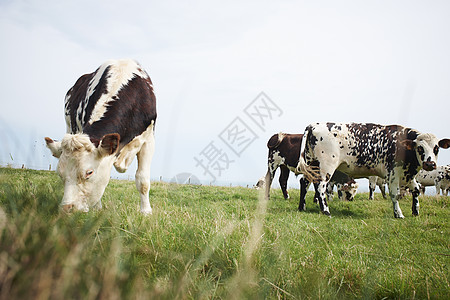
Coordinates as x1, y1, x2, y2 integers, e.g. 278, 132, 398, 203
262, 133, 358, 202
415, 165, 450, 196
45, 59, 156, 214
296, 122, 450, 218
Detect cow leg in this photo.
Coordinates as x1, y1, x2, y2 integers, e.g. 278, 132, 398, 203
379, 183, 387, 199
435, 181, 441, 195
135, 131, 155, 215
326, 182, 335, 201
368, 181, 375, 200
114, 139, 142, 173
410, 180, 420, 216
279, 165, 290, 199
264, 169, 275, 200
315, 181, 331, 216
388, 177, 404, 219
114, 123, 155, 173
298, 177, 309, 211
418, 183, 425, 195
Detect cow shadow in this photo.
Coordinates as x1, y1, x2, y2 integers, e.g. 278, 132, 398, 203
271, 197, 370, 219
297, 204, 369, 219
266, 190, 372, 219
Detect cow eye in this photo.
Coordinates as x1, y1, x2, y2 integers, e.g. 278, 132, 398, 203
434, 145, 439, 156
85, 170, 94, 179
417, 146, 424, 155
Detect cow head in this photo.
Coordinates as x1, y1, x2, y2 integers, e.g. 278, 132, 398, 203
254, 177, 266, 189
341, 180, 359, 201
402, 134, 450, 171
45, 133, 120, 212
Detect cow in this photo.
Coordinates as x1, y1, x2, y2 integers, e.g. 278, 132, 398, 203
262, 133, 358, 202
296, 122, 450, 218
45, 59, 156, 214
325, 173, 359, 202
415, 165, 450, 195
368, 176, 387, 200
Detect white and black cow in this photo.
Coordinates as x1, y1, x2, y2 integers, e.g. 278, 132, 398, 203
368, 176, 387, 200
45, 59, 156, 214
296, 122, 450, 218
262, 133, 358, 202
415, 165, 450, 195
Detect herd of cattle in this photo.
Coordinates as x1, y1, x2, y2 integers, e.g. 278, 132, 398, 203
257, 131, 450, 218
45, 59, 450, 218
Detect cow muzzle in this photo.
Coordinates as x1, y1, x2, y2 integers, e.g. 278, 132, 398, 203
61, 203, 75, 213
423, 161, 436, 171
60, 203, 89, 213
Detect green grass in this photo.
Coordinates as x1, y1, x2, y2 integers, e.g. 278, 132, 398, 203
0, 167, 449, 299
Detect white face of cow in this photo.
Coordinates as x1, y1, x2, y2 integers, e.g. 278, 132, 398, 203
45, 133, 120, 212
405, 134, 450, 171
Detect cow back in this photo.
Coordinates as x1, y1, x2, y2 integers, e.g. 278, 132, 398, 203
64, 59, 157, 150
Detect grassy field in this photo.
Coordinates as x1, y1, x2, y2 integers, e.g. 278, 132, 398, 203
0, 167, 448, 299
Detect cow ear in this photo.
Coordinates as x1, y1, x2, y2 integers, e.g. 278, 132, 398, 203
98, 134, 120, 156
400, 139, 415, 150
45, 137, 62, 158
438, 138, 450, 149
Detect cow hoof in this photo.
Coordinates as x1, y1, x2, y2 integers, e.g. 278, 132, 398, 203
140, 208, 153, 215
394, 214, 405, 219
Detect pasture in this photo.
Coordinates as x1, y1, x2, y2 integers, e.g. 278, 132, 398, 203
0, 167, 448, 299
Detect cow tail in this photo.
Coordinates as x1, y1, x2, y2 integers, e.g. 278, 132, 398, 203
267, 132, 285, 149
296, 126, 321, 183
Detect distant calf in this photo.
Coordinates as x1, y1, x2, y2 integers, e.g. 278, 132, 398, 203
262, 133, 358, 202
46, 59, 156, 214
297, 122, 450, 218
368, 176, 387, 200
415, 165, 450, 195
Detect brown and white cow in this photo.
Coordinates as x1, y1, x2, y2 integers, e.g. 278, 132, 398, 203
45, 59, 156, 214
261, 133, 358, 202
415, 165, 450, 195
296, 123, 450, 218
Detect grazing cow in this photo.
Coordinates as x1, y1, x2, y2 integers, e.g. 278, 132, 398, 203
368, 176, 387, 200
296, 122, 450, 218
262, 133, 358, 202
325, 173, 359, 201
45, 59, 156, 214
415, 165, 450, 195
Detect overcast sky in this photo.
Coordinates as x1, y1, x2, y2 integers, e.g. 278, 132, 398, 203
1, 0, 449, 189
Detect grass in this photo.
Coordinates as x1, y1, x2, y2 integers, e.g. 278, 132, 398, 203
0, 167, 449, 299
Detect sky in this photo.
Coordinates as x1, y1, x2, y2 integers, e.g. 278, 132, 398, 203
0, 0, 449, 191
